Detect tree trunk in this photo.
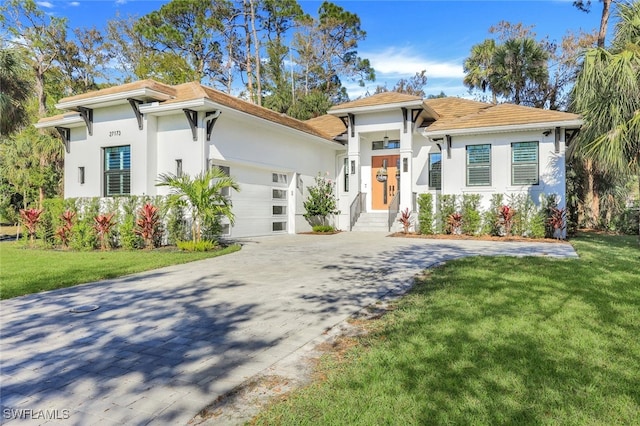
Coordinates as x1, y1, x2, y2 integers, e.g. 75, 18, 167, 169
226, 34, 234, 94
585, 159, 600, 228
249, 0, 261, 106
39, 187, 45, 210
243, 1, 255, 103
597, 0, 612, 48
34, 66, 47, 118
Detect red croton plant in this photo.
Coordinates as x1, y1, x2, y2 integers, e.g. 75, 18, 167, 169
498, 205, 516, 236
55, 210, 76, 249
135, 203, 162, 249
548, 207, 566, 239
397, 208, 412, 234
19, 208, 43, 245
93, 213, 116, 251
447, 212, 463, 235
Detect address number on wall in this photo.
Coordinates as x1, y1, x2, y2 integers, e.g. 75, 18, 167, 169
109, 130, 122, 137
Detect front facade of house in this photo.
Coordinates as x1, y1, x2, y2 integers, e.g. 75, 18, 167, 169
36, 80, 581, 237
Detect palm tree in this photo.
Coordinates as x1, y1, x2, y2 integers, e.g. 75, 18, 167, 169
491, 38, 549, 105
570, 1, 640, 231
0, 49, 32, 136
157, 167, 240, 243
463, 39, 498, 103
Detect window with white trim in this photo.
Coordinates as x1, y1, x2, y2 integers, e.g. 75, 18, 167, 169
176, 159, 183, 178
104, 145, 130, 196
429, 153, 441, 190
272, 221, 287, 232
466, 144, 491, 186
272, 205, 287, 215
511, 142, 539, 185
272, 173, 287, 184
78, 167, 85, 184
372, 140, 400, 150
209, 163, 231, 197
343, 157, 349, 192
272, 189, 287, 200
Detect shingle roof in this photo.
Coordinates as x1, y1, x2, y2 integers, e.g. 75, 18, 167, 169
425, 102, 581, 133
57, 79, 176, 104
423, 97, 491, 120
44, 79, 339, 143
305, 115, 347, 139
38, 112, 80, 123
329, 92, 423, 111
43, 82, 580, 140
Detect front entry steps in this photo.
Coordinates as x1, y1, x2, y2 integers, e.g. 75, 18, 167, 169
351, 212, 394, 232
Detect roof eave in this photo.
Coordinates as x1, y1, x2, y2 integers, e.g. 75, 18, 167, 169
329, 100, 424, 116
56, 88, 174, 110
422, 119, 584, 138
141, 98, 343, 148
139, 98, 215, 115
34, 114, 84, 129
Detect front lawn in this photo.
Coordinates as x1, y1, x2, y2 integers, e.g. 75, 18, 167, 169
0, 242, 240, 299
253, 233, 640, 425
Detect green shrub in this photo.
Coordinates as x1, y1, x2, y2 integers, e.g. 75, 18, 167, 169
303, 173, 340, 226
37, 198, 66, 246
461, 194, 482, 235
69, 220, 97, 251
118, 197, 142, 249
481, 194, 503, 236
417, 193, 434, 235
438, 195, 457, 234
529, 211, 547, 238
312, 224, 336, 233
176, 240, 218, 252
541, 194, 560, 238
69, 198, 100, 250
167, 203, 188, 245
613, 201, 639, 235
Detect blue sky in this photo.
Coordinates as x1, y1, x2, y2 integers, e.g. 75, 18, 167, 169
35, 0, 604, 98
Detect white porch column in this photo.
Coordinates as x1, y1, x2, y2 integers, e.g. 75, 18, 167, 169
399, 119, 413, 213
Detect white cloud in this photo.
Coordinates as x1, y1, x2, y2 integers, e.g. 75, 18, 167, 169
37, 1, 54, 8
69, 1, 80, 6
115, 0, 127, 5
363, 46, 465, 79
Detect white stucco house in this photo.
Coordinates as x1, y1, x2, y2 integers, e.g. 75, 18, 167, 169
36, 79, 582, 238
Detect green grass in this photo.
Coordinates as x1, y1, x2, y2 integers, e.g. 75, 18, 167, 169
0, 242, 241, 299
253, 233, 640, 425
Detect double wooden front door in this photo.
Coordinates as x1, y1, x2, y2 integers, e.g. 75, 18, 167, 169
371, 155, 400, 210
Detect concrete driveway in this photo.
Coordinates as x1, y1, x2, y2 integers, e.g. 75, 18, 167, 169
0, 233, 577, 425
